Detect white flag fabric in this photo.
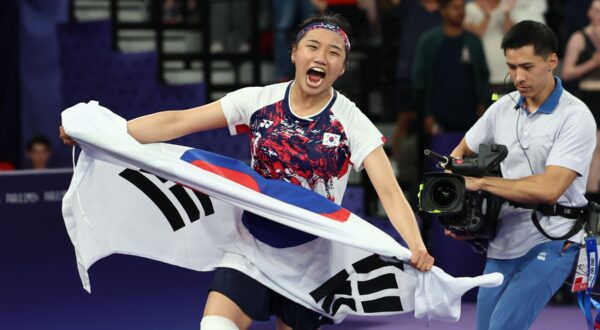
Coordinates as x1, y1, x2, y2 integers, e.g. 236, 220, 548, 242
61, 101, 503, 324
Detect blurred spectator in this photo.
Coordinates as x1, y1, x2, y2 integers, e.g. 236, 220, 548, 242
271, 0, 321, 81
564, 0, 593, 44
25, 135, 52, 170
0, 161, 15, 171
412, 0, 489, 136
512, 0, 546, 24
356, 0, 381, 39
561, 0, 600, 201
464, 0, 546, 93
394, 0, 441, 114
163, 0, 199, 24
209, 0, 251, 53
322, 0, 382, 43
163, 0, 182, 23
389, 0, 441, 205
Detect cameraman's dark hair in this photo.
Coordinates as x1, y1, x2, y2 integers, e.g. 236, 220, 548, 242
26, 134, 51, 151
501, 20, 557, 58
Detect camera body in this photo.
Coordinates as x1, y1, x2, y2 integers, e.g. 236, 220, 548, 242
418, 144, 508, 240
419, 173, 501, 239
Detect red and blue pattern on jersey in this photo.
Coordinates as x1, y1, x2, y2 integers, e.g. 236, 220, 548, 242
248, 87, 351, 202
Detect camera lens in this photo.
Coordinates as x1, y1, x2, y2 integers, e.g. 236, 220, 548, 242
431, 180, 457, 208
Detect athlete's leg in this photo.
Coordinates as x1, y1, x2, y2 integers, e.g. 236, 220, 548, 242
202, 291, 252, 330
275, 318, 293, 330
200, 314, 240, 330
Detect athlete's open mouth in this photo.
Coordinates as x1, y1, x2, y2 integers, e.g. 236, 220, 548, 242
306, 67, 326, 87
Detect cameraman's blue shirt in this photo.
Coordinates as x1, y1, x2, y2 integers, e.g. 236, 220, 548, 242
464, 77, 596, 259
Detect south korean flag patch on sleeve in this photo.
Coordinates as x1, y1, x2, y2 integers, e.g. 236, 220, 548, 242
322, 133, 341, 147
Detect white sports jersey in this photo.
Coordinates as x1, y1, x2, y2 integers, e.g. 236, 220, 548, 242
221, 82, 385, 249
221, 81, 385, 204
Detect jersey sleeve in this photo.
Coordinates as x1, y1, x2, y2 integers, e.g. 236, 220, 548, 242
546, 107, 596, 176
347, 108, 385, 172
220, 87, 262, 135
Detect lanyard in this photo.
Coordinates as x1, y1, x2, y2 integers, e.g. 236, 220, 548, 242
578, 236, 599, 330
588, 236, 598, 289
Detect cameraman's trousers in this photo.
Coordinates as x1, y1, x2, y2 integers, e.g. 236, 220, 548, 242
475, 240, 578, 330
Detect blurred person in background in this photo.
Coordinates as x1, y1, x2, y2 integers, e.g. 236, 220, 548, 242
271, 0, 323, 81
0, 161, 15, 171
464, 0, 547, 95
163, 0, 199, 24
561, 0, 600, 203
412, 0, 489, 136
209, 0, 252, 53
319, 0, 383, 44
25, 135, 52, 170
389, 0, 441, 206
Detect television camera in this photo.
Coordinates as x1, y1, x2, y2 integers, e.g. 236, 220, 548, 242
418, 144, 508, 240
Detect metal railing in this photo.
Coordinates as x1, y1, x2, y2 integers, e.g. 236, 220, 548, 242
105, 0, 262, 100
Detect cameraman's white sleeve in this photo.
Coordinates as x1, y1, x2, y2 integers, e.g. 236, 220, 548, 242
465, 98, 501, 153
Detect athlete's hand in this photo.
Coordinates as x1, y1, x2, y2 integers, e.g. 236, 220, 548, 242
409, 245, 434, 271
59, 126, 76, 146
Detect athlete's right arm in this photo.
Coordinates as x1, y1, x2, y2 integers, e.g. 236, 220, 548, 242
127, 100, 227, 143
60, 100, 227, 145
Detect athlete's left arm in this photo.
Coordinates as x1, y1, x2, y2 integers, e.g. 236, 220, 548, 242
363, 146, 434, 271
465, 165, 578, 205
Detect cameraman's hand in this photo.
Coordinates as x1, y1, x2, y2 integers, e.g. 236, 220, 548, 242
444, 229, 475, 241
463, 176, 483, 191
59, 126, 77, 146
409, 245, 434, 271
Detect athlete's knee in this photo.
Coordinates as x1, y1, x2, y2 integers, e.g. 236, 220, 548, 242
200, 315, 240, 330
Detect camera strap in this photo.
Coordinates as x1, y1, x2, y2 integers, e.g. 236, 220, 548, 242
508, 201, 587, 240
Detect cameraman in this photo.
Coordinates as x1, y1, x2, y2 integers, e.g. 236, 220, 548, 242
448, 21, 597, 330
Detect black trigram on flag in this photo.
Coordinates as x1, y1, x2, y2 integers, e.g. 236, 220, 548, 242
310, 254, 405, 317
119, 168, 214, 231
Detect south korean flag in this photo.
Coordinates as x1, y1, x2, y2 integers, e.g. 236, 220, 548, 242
61, 101, 504, 324
311, 254, 415, 320
322, 132, 341, 147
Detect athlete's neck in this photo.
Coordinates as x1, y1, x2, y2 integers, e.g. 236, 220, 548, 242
290, 83, 332, 118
